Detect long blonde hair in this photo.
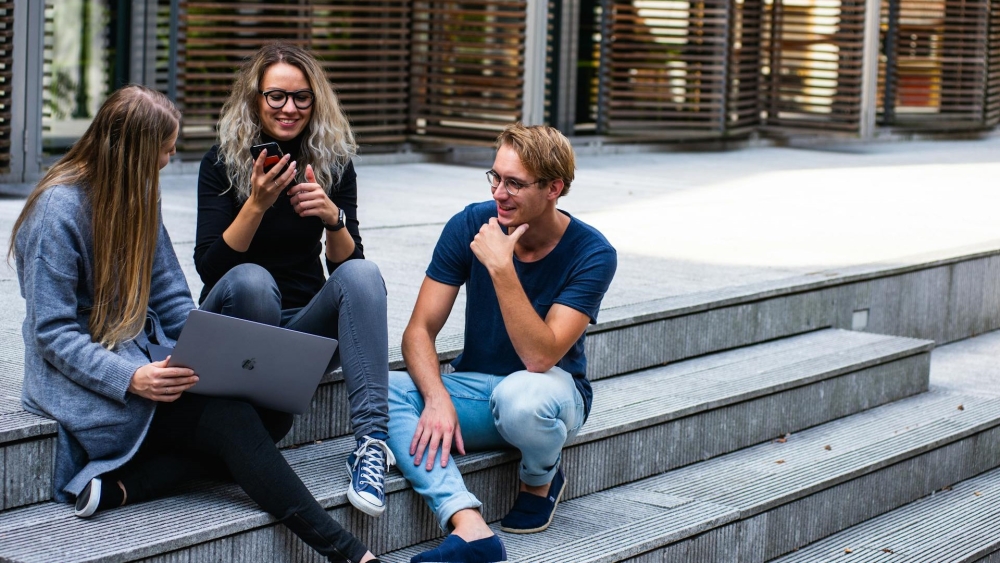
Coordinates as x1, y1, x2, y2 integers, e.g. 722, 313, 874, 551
9, 85, 180, 348
217, 42, 356, 202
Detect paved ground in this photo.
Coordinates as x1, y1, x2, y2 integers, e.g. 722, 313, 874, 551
1, 136, 998, 346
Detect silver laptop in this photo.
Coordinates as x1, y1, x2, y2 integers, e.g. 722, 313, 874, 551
148, 309, 338, 414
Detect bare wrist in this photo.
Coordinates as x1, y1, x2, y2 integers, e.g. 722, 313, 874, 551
244, 194, 268, 215
424, 389, 453, 407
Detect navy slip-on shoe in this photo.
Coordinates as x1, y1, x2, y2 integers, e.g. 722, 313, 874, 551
410, 534, 507, 563
499, 468, 566, 534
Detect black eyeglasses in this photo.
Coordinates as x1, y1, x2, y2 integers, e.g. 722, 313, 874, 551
486, 170, 543, 196
260, 89, 315, 110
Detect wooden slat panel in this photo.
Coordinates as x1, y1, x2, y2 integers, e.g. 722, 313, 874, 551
0, 1, 11, 174
761, 0, 866, 132
728, 0, 764, 130
409, 1, 526, 144
601, 0, 733, 137
986, 1, 1000, 125
159, 1, 411, 153
879, 0, 990, 128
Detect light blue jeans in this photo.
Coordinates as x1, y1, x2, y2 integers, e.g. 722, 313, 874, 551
387, 368, 585, 530
201, 261, 389, 438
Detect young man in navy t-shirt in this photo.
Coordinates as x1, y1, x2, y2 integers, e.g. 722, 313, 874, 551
386, 124, 617, 563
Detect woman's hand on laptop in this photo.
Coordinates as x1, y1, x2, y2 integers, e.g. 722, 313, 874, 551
129, 358, 199, 402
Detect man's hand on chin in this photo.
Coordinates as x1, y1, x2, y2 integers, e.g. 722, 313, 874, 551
471, 218, 528, 274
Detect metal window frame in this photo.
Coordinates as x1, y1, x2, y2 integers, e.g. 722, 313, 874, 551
3, 0, 157, 190
523, 0, 549, 126
3, 0, 43, 187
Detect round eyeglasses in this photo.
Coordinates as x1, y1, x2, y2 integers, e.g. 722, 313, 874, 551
260, 89, 315, 110
486, 170, 543, 196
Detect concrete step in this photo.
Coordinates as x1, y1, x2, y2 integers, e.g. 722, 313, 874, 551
382, 388, 1000, 562
768, 466, 1000, 562
0, 329, 932, 561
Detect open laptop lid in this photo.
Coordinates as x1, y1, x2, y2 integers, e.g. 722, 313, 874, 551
153, 309, 338, 414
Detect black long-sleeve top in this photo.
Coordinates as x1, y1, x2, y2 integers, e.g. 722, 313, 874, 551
194, 135, 364, 309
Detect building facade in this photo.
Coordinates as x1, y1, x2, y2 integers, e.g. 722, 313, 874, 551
2, 0, 999, 184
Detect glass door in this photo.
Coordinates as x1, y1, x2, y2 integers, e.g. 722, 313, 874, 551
41, 0, 127, 155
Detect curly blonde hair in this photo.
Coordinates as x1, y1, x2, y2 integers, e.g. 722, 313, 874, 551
217, 43, 356, 201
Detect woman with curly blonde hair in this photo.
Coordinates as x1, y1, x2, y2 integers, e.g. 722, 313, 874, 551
195, 43, 393, 525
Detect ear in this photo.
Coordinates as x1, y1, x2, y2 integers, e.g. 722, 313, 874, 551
546, 178, 564, 200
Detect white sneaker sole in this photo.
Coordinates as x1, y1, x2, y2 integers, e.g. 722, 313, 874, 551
74, 478, 102, 519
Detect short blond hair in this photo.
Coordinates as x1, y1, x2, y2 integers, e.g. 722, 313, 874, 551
495, 124, 575, 196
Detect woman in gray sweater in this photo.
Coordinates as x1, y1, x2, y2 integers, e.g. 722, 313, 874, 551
10, 85, 379, 563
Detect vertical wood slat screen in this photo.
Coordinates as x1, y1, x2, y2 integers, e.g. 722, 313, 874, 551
761, 0, 867, 132
164, 1, 410, 153
0, 1, 12, 174
728, 0, 764, 132
409, 1, 526, 145
987, 1, 1000, 125
879, 0, 991, 127
938, 0, 988, 121
600, 0, 732, 138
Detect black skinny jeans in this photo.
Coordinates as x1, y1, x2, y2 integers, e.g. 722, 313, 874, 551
111, 393, 368, 563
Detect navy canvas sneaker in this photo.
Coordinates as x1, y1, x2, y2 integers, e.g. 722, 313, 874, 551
499, 468, 566, 534
346, 435, 396, 517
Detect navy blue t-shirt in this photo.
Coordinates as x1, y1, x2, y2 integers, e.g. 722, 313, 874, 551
426, 201, 617, 419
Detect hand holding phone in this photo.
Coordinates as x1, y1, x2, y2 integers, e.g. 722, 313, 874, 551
250, 142, 282, 170
248, 141, 297, 210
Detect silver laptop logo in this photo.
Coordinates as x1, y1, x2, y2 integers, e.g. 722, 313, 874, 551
242, 358, 256, 371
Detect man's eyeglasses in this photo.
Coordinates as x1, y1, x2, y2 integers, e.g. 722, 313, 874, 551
486, 170, 543, 196
260, 89, 316, 110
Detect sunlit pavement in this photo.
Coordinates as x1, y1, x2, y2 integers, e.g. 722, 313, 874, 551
2, 136, 997, 345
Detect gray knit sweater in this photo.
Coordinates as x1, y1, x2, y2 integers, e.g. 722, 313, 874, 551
14, 185, 194, 502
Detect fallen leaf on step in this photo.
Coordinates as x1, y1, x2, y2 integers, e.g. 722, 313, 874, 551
824, 445, 832, 451
775, 437, 787, 443
942, 486, 953, 491
844, 548, 853, 554
975, 491, 982, 496
958, 404, 965, 411
775, 459, 785, 464
882, 548, 894, 554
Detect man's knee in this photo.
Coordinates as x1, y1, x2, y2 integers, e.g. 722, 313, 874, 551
491, 370, 574, 419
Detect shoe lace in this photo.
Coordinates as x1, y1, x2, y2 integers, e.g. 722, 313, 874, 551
353, 437, 396, 494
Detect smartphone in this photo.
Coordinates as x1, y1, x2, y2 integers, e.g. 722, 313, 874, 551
250, 142, 282, 169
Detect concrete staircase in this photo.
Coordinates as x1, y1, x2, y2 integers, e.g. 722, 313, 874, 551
769, 465, 1000, 562
0, 248, 997, 561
